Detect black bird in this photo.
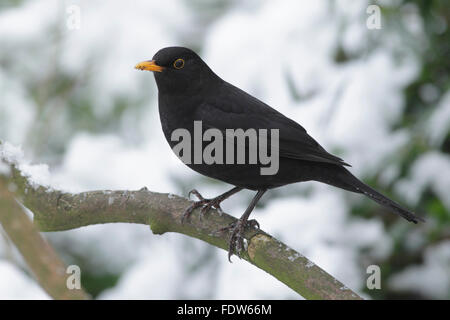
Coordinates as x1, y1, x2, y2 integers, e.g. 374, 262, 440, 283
136, 46, 424, 260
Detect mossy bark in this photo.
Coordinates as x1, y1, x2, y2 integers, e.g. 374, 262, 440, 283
1, 161, 362, 300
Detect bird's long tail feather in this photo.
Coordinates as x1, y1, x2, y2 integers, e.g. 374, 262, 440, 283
332, 168, 425, 223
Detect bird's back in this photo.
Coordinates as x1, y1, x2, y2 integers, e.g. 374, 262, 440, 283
158, 78, 349, 189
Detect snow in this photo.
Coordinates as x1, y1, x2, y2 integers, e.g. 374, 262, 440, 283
51, 133, 183, 193
0, 72, 36, 145
0, 0, 448, 300
0, 142, 53, 190
18, 163, 52, 190
251, 187, 391, 292
0, 1, 58, 41
390, 241, 450, 299
0, 261, 49, 299
204, 0, 418, 176
305, 261, 315, 268
427, 91, 450, 147
0, 142, 24, 165
396, 152, 450, 210
58, 0, 188, 111
0, 161, 10, 176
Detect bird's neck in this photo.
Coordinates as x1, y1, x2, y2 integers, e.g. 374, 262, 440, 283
156, 72, 223, 142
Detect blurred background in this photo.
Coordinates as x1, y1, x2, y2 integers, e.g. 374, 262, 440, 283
0, 0, 449, 299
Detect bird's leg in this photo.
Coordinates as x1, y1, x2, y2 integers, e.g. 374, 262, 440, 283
218, 189, 266, 262
181, 187, 243, 223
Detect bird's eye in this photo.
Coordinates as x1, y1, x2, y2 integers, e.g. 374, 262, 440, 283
173, 58, 185, 69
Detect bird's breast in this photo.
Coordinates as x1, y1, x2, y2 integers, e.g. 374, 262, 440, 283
158, 94, 202, 146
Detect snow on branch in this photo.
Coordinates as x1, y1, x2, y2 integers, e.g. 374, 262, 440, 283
0, 141, 362, 300
0, 142, 88, 299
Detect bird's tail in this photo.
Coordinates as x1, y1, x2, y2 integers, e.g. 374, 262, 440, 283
325, 167, 425, 224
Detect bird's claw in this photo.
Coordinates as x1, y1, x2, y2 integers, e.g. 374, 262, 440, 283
188, 189, 205, 201
216, 218, 260, 262
181, 189, 225, 223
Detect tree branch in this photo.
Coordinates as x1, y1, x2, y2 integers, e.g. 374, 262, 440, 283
0, 146, 362, 300
0, 173, 89, 299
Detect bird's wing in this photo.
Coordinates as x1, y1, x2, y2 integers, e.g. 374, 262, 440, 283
195, 83, 350, 167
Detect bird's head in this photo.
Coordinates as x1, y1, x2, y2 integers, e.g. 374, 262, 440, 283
135, 46, 217, 94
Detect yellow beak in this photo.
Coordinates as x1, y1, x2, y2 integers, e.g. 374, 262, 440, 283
135, 60, 164, 72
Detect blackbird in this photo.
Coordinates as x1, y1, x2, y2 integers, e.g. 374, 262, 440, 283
136, 46, 424, 261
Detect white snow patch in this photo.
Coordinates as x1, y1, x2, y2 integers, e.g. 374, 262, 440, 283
427, 91, 450, 147
0, 142, 24, 165
18, 163, 52, 190
0, 142, 54, 190
390, 241, 450, 299
396, 152, 450, 209
0, 261, 49, 299
0, 161, 10, 176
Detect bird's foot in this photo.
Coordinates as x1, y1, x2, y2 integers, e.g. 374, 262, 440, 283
181, 189, 225, 223
217, 218, 260, 262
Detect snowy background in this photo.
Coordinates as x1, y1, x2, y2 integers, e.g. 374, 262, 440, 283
0, 0, 449, 299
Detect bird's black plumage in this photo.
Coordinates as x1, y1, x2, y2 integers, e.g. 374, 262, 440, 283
136, 46, 424, 260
